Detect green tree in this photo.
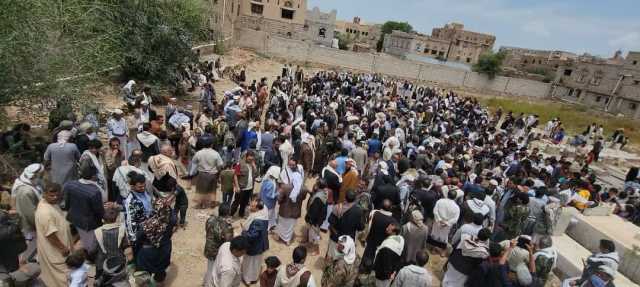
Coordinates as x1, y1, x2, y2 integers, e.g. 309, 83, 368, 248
0, 0, 121, 106
335, 32, 353, 50
472, 51, 506, 79
376, 21, 413, 52
0, 0, 208, 107
116, 0, 208, 86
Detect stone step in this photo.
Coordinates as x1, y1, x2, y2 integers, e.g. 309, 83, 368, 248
566, 213, 640, 284
552, 234, 638, 287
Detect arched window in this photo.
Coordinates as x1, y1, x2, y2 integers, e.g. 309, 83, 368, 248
319, 28, 326, 37
283, 0, 293, 8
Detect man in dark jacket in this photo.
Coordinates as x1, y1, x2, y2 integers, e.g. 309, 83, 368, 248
305, 180, 328, 255
0, 206, 26, 272
362, 199, 398, 264
63, 165, 105, 254
327, 190, 364, 260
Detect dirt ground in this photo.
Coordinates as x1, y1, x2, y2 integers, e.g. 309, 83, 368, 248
3, 48, 567, 286
163, 49, 563, 287
164, 50, 368, 287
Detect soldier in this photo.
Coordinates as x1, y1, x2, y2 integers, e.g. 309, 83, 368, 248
203, 204, 234, 286
321, 235, 360, 287
501, 192, 530, 240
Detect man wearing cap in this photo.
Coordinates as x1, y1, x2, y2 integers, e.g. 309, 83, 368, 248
107, 109, 129, 157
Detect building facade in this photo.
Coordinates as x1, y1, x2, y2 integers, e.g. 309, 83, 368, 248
335, 17, 382, 52
305, 7, 336, 46
551, 51, 640, 118
383, 22, 495, 65
206, 0, 240, 41
235, 0, 309, 39
500, 46, 577, 77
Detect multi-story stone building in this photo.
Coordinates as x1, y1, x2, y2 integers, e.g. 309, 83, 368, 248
551, 51, 640, 118
236, 0, 309, 39
206, 0, 241, 41
500, 46, 577, 77
383, 22, 495, 64
305, 7, 336, 47
335, 17, 382, 52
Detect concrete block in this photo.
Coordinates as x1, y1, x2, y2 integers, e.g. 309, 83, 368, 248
583, 203, 616, 216
566, 213, 640, 284
552, 207, 580, 236
552, 234, 637, 286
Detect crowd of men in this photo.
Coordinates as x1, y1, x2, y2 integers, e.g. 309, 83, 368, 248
0, 58, 635, 287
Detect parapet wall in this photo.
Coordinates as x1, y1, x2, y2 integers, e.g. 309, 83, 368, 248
233, 28, 551, 99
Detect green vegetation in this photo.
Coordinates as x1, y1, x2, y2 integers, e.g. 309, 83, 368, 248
335, 32, 353, 50
479, 97, 640, 143
0, 0, 208, 106
472, 51, 506, 79
376, 21, 413, 52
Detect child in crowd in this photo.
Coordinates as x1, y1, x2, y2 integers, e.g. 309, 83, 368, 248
66, 250, 89, 287
259, 256, 281, 287
219, 162, 238, 206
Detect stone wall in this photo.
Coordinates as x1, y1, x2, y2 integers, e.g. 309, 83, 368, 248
233, 28, 551, 99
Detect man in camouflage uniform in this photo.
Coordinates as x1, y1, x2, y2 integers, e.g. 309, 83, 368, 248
356, 179, 372, 244
533, 236, 557, 286
501, 192, 531, 240
203, 204, 234, 286
321, 236, 361, 287
212, 116, 229, 151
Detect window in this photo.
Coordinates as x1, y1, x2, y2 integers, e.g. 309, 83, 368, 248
318, 28, 326, 37
524, 60, 528, 64
467, 57, 472, 63
431, 50, 437, 55
605, 97, 610, 104
634, 80, 640, 85
456, 56, 460, 61
251, 3, 263, 15
634, 60, 638, 65
281, 8, 294, 19
630, 103, 638, 110
564, 69, 573, 76
596, 96, 602, 102
438, 51, 445, 56
577, 69, 588, 83
283, 0, 293, 7
591, 70, 603, 86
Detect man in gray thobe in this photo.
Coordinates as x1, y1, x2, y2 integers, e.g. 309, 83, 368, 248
43, 130, 80, 186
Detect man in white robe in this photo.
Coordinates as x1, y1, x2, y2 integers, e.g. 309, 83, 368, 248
429, 189, 460, 255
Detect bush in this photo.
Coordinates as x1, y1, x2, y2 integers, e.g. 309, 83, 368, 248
473, 51, 506, 79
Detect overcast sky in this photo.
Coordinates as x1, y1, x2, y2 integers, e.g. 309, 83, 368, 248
307, 0, 640, 57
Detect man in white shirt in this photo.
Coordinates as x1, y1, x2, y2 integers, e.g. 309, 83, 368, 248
209, 236, 248, 287
107, 109, 129, 157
